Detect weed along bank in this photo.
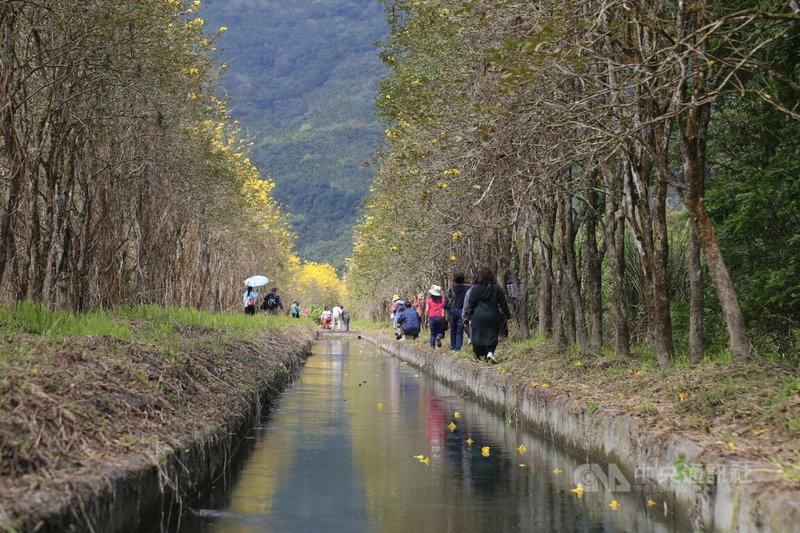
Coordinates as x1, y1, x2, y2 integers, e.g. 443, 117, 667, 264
0, 306, 315, 532
359, 331, 800, 533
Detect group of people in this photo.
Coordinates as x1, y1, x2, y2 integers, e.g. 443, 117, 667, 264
391, 267, 510, 364
321, 304, 350, 331
241, 285, 317, 323
242, 286, 285, 316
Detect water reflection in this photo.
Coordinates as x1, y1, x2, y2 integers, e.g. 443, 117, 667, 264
176, 339, 688, 533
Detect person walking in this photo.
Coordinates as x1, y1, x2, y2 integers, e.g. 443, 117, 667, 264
291, 301, 301, 318
461, 278, 474, 345
243, 286, 259, 315
446, 272, 471, 351
341, 306, 351, 331
425, 285, 447, 349
463, 268, 510, 363
321, 306, 332, 329
262, 287, 284, 315
332, 304, 343, 330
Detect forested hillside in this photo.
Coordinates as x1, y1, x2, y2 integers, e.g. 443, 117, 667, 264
202, 0, 388, 268
351, 1, 800, 365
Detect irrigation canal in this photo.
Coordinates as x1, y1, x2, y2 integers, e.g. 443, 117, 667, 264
171, 337, 689, 532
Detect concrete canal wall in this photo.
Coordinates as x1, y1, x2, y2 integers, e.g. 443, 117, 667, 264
359, 332, 799, 533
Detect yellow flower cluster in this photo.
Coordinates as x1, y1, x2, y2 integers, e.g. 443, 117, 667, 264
186, 18, 204, 30
443, 168, 461, 175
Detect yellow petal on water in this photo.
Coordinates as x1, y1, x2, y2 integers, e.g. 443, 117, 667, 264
421, 456, 431, 465
609, 500, 621, 510
448, 421, 457, 432
647, 499, 656, 507
481, 446, 490, 457
413, 454, 425, 460
466, 438, 474, 446
569, 484, 584, 497
454, 411, 461, 419
516, 444, 527, 454
377, 402, 384, 410
552, 468, 563, 475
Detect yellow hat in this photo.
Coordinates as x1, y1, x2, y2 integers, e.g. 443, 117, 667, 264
392, 294, 400, 301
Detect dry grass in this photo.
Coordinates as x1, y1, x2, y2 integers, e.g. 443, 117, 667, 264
494, 336, 800, 471
0, 326, 315, 525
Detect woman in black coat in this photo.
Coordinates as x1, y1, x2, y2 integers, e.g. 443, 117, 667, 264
464, 267, 510, 363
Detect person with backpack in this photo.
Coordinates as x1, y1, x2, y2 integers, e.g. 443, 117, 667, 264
261, 287, 284, 315
243, 286, 259, 315
291, 301, 301, 318
446, 272, 471, 351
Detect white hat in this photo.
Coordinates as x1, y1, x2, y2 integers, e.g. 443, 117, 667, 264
428, 284, 442, 297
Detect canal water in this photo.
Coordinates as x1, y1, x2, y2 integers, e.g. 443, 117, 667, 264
175, 338, 689, 532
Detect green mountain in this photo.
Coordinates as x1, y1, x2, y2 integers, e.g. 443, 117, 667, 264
202, 0, 388, 268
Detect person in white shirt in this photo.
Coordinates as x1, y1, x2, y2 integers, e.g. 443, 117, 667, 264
331, 304, 343, 330
321, 307, 333, 329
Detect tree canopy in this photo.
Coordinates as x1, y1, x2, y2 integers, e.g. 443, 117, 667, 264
348, 0, 800, 364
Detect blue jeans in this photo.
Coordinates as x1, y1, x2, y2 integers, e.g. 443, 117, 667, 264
449, 309, 464, 350
428, 316, 445, 347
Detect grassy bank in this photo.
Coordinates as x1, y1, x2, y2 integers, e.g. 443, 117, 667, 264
0, 303, 315, 529
374, 325, 799, 481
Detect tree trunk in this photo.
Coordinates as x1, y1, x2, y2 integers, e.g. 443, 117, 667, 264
687, 218, 704, 364
679, 1, 752, 363
601, 161, 630, 356
652, 171, 675, 365
584, 175, 603, 355
537, 209, 555, 336
0, 9, 23, 287
561, 198, 588, 352
624, 154, 672, 366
